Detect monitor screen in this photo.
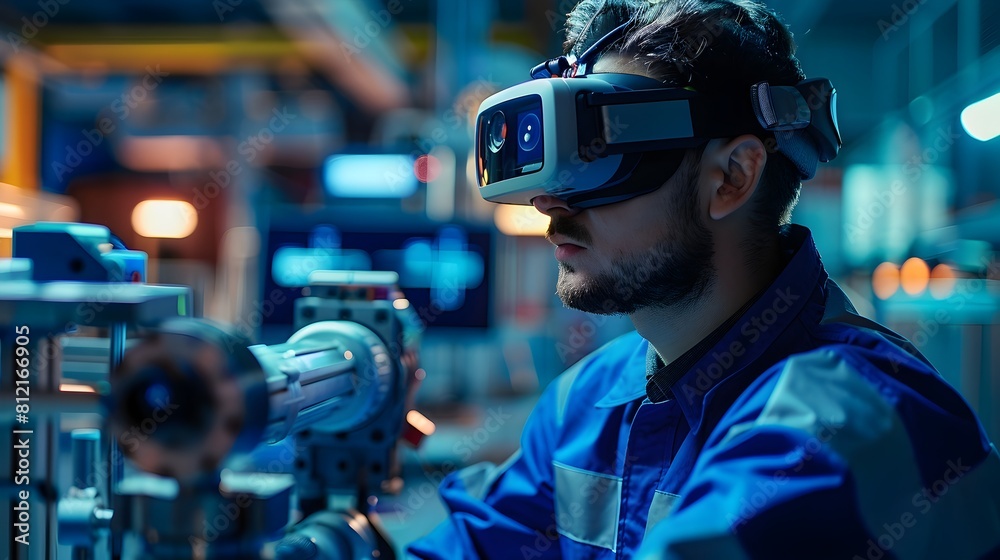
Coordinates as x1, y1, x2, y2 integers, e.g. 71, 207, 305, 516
262, 208, 492, 339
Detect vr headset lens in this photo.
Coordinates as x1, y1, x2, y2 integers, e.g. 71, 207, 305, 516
479, 95, 544, 186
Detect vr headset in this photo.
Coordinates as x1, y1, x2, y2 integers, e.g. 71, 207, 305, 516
475, 22, 842, 209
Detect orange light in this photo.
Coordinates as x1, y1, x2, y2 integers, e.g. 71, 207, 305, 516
132, 200, 198, 239
872, 262, 900, 299
929, 263, 957, 299
406, 410, 436, 436
60, 383, 97, 393
900, 258, 930, 295
494, 205, 550, 236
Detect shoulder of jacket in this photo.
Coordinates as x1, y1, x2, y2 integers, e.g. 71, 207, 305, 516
719, 346, 899, 451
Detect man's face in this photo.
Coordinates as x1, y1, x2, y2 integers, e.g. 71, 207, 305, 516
533, 152, 716, 315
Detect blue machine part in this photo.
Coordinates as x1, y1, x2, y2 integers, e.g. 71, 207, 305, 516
12, 222, 147, 283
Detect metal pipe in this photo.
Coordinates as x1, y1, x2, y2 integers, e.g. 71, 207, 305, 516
107, 318, 396, 480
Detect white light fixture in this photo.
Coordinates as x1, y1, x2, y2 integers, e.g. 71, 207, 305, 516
132, 200, 198, 239
961, 91, 1000, 141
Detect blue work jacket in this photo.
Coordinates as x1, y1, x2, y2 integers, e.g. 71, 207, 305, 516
407, 225, 1000, 559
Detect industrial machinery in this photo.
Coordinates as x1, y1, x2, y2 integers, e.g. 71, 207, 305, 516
2, 223, 427, 559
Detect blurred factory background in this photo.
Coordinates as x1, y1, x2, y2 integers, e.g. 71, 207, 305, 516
1, 0, 1000, 550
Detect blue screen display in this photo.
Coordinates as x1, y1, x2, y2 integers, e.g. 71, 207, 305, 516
263, 211, 492, 337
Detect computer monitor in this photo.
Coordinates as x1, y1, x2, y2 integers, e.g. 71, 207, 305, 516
262, 206, 492, 341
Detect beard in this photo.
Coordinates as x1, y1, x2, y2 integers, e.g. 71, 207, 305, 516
553, 176, 716, 315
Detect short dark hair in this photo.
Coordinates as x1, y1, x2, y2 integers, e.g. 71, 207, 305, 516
564, 0, 806, 243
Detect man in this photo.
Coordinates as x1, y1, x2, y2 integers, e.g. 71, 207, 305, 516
408, 0, 1000, 558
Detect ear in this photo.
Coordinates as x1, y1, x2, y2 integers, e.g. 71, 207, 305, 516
703, 135, 767, 221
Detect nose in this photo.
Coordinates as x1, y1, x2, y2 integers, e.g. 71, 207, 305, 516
531, 195, 579, 217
